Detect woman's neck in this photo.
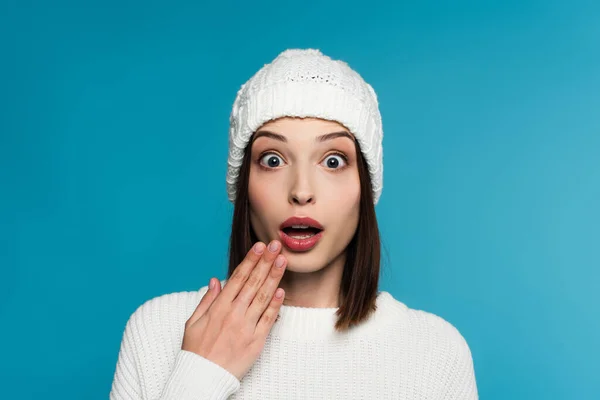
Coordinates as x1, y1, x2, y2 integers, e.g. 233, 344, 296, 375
278, 252, 345, 308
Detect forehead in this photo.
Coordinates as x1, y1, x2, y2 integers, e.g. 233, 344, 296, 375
257, 117, 351, 139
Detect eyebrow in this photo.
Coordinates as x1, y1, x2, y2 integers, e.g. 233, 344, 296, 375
252, 130, 355, 143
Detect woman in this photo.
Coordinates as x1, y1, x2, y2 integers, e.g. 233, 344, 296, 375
110, 49, 479, 399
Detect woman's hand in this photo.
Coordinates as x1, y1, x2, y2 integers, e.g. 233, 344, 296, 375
182, 240, 287, 381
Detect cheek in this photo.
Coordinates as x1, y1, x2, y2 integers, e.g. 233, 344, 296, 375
320, 173, 361, 228
322, 172, 361, 206
343, 185, 361, 225
248, 168, 281, 211
248, 168, 286, 237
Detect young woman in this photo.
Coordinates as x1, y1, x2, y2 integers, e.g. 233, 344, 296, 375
110, 49, 479, 399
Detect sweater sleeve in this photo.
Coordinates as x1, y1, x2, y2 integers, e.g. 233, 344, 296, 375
159, 350, 241, 399
109, 295, 241, 400
440, 331, 479, 400
110, 312, 144, 400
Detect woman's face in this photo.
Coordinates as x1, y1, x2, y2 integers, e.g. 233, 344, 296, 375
248, 117, 361, 274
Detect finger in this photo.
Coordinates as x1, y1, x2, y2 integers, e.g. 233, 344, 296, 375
217, 242, 266, 304
187, 278, 222, 327
234, 240, 282, 309
246, 254, 286, 324
255, 288, 285, 339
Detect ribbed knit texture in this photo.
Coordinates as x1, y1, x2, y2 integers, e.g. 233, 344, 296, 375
110, 281, 478, 399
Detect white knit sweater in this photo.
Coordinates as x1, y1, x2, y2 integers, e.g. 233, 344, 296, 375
110, 280, 478, 399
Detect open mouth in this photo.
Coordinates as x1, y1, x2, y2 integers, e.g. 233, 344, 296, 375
279, 216, 325, 252
281, 225, 323, 239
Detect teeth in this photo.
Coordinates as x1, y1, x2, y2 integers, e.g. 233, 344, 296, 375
289, 233, 316, 239
291, 224, 310, 229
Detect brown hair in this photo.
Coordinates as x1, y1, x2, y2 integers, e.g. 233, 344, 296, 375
227, 130, 381, 332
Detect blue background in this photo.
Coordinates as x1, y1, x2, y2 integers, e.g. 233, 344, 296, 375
1, 0, 599, 399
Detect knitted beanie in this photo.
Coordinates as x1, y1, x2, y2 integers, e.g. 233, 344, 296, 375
226, 48, 383, 204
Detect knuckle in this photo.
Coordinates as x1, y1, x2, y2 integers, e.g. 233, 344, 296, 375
230, 297, 245, 314
230, 270, 248, 284
255, 291, 269, 305
262, 313, 274, 325
246, 274, 261, 289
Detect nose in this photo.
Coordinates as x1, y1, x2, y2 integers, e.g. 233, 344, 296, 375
290, 191, 314, 205
288, 168, 315, 205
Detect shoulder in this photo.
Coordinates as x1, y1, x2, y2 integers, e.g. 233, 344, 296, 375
397, 299, 478, 398
411, 307, 474, 361
362, 292, 479, 397
378, 292, 474, 361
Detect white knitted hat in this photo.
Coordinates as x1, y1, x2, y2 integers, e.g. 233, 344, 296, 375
227, 48, 383, 204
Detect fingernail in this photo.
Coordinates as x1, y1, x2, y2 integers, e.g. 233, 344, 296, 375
275, 255, 285, 268
254, 242, 265, 254
209, 279, 215, 290
268, 241, 280, 253
275, 288, 284, 298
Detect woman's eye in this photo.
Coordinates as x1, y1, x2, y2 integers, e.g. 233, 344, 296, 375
321, 154, 346, 169
260, 153, 284, 168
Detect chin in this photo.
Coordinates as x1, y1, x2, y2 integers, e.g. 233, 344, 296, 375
280, 249, 333, 273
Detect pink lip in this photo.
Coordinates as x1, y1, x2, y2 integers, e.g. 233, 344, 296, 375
279, 216, 324, 252
279, 230, 323, 252
279, 216, 324, 230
